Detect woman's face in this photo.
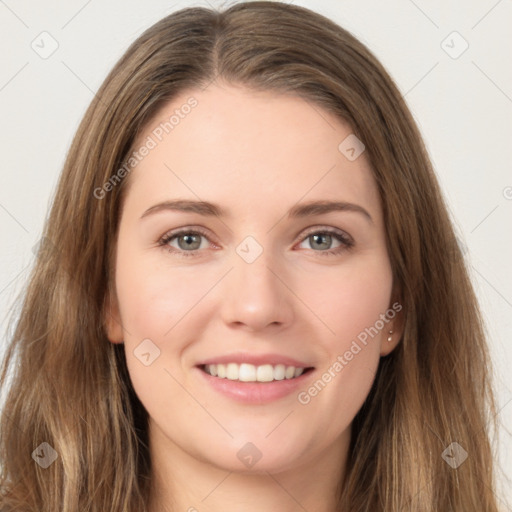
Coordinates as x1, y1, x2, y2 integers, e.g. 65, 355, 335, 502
106, 82, 402, 474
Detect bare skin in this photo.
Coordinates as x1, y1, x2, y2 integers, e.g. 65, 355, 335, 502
105, 81, 403, 512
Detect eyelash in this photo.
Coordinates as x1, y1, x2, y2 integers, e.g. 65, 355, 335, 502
157, 226, 354, 258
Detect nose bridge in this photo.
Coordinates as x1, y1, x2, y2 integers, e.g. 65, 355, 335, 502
236, 248, 277, 294
220, 237, 294, 330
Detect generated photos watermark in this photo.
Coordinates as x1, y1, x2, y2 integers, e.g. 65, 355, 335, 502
93, 96, 198, 200
297, 301, 402, 405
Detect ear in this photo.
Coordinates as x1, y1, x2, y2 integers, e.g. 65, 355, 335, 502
380, 296, 405, 357
104, 291, 124, 344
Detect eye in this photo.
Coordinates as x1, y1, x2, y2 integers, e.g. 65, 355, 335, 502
296, 227, 354, 257
157, 226, 354, 258
158, 228, 213, 258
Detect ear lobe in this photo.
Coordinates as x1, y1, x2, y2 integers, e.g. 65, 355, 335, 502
380, 298, 405, 357
104, 292, 124, 344
380, 328, 402, 357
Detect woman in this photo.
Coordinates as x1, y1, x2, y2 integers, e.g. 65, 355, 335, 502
0, 2, 502, 511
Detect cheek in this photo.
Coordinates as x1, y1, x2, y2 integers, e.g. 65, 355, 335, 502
113, 256, 197, 389
114, 255, 203, 339
114, 260, 201, 420
305, 254, 393, 349
296, 255, 392, 417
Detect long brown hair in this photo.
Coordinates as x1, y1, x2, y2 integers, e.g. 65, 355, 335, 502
0, 2, 503, 510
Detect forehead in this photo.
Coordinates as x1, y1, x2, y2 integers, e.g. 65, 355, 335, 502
122, 83, 381, 224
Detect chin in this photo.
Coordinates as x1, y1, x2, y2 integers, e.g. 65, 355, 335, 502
199, 435, 309, 474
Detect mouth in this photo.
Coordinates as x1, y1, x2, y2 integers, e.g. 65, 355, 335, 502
198, 363, 315, 383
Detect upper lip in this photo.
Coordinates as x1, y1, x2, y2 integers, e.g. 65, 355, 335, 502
196, 353, 314, 368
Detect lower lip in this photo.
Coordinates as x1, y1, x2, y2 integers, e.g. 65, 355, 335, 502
195, 366, 315, 404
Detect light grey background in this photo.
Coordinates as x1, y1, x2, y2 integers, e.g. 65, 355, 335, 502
0, 0, 511, 506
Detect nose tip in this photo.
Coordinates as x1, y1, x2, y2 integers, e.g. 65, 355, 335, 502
220, 256, 294, 332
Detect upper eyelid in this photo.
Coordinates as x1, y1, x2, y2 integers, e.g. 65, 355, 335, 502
298, 225, 352, 240
161, 227, 215, 244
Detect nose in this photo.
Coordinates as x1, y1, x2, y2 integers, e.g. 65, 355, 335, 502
219, 250, 295, 332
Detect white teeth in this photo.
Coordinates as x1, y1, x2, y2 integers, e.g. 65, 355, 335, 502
274, 364, 285, 380
226, 363, 238, 380
294, 367, 304, 378
203, 363, 308, 382
239, 363, 256, 382
217, 364, 226, 378
257, 364, 274, 382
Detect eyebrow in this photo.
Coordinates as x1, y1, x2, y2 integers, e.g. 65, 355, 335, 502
140, 199, 373, 223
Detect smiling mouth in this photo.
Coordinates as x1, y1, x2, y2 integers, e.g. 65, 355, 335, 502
198, 363, 315, 382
